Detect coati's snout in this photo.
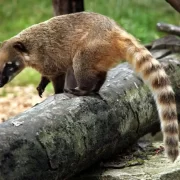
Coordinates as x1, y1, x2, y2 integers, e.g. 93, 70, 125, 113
0, 70, 8, 87
0, 41, 27, 87
0, 60, 24, 87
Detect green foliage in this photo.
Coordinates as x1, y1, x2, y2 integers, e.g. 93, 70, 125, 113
0, 0, 179, 87
85, 0, 179, 43
0, 0, 52, 41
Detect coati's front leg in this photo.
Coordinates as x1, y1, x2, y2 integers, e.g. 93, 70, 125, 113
51, 74, 66, 94
52, 68, 78, 94
37, 75, 65, 97
69, 70, 107, 96
36, 76, 50, 97
36, 74, 65, 97
37, 69, 77, 97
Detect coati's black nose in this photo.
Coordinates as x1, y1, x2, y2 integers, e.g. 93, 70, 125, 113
0, 74, 8, 87
0, 80, 4, 87
0, 75, 2, 87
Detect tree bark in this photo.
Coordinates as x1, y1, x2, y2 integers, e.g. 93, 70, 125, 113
151, 35, 180, 52
0, 46, 180, 179
166, 0, 180, 12
157, 23, 180, 36
52, 0, 84, 15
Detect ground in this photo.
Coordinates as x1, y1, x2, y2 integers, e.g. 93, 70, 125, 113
0, 85, 50, 123
72, 142, 180, 180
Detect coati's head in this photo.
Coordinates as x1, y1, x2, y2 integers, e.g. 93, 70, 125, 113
0, 39, 28, 87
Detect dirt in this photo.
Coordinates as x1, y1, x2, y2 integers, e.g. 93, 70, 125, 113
0, 85, 50, 123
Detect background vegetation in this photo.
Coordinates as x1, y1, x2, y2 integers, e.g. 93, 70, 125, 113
0, 0, 179, 88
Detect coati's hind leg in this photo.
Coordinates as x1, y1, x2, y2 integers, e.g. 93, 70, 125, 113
93, 72, 107, 93
51, 74, 66, 94
68, 52, 107, 96
69, 69, 107, 96
64, 66, 77, 93
36, 76, 50, 97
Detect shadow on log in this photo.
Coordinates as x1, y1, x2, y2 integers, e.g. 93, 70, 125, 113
0, 42, 180, 179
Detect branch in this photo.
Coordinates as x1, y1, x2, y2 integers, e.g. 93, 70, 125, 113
157, 22, 180, 36
52, 0, 84, 16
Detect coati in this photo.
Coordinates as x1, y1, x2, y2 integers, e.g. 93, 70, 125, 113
0, 12, 179, 161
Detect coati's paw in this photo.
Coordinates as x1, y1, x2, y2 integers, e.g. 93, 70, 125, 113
93, 91, 100, 96
36, 86, 44, 98
64, 87, 89, 96
63, 88, 70, 93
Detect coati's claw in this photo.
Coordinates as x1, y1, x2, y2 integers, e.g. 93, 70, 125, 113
36, 86, 44, 98
63, 88, 70, 93
70, 88, 89, 96
64, 87, 100, 96
64, 87, 89, 96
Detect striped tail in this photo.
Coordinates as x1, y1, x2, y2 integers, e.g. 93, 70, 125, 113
119, 33, 179, 162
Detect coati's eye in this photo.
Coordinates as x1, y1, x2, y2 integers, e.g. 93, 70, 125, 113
4, 61, 20, 74
6, 61, 13, 65
13, 42, 27, 53
6, 61, 20, 67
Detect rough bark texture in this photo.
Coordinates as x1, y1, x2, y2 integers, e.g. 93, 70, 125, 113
0, 37, 180, 179
151, 35, 180, 52
52, 0, 84, 15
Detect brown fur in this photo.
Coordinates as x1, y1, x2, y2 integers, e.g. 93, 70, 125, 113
0, 12, 178, 161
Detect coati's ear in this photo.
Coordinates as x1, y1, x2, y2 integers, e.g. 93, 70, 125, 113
0, 41, 6, 48
13, 42, 27, 53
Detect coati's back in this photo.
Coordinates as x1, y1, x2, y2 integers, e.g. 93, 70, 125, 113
17, 12, 116, 44
12, 12, 117, 75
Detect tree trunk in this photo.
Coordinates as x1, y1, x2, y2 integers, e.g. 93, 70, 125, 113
52, 0, 84, 15
0, 43, 180, 179
166, 0, 180, 12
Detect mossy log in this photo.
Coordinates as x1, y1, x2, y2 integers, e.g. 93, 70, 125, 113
0, 46, 180, 180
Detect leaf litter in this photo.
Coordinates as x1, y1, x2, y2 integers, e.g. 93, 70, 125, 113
0, 85, 49, 123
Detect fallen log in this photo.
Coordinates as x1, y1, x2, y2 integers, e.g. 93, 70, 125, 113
153, 35, 180, 53
0, 51, 180, 180
52, 0, 84, 15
